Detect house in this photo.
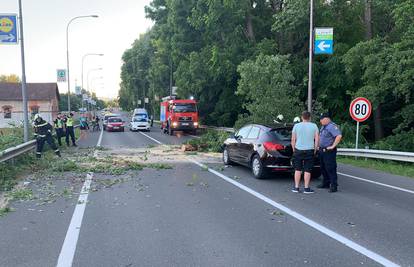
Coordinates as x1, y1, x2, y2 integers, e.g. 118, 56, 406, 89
0, 83, 60, 128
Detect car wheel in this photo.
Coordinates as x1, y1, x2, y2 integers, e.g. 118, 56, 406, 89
251, 154, 266, 179
223, 147, 234, 165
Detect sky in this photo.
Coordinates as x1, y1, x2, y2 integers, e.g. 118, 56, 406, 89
0, 0, 153, 99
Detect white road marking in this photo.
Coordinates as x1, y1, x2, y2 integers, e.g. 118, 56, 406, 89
56, 173, 93, 267
190, 160, 399, 267
338, 172, 414, 195
139, 133, 399, 267
97, 126, 104, 147
57, 127, 103, 266
139, 131, 163, 144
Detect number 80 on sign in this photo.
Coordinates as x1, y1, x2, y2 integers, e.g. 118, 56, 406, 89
349, 97, 372, 122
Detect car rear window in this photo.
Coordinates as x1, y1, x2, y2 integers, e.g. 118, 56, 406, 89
109, 118, 122, 123
269, 128, 292, 141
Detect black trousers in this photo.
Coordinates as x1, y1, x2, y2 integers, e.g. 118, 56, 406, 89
36, 135, 59, 158
65, 126, 76, 145
56, 128, 64, 146
319, 149, 338, 187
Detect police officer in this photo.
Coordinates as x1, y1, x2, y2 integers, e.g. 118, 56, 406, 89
54, 113, 64, 146
33, 114, 61, 158
65, 112, 77, 147
318, 113, 342, 192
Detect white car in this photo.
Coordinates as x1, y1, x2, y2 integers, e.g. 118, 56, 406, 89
130, 113, 150, 132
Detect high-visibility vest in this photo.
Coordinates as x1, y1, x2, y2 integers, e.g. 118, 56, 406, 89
56, 119, 63, 129
67, 117, 74, 127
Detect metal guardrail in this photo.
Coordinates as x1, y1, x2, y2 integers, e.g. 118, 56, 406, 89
337, 148, 414, 163
200, 124, 413, 163
0, 125, 80, 163
0, 140, 37, 162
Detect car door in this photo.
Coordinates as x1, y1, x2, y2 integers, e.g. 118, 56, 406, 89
233, 126, 252, 164
240, 126, 261, 165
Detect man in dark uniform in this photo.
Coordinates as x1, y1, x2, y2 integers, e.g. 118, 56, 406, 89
318, 113, 342, 192
65, 112, 77, 147
54, 113, 64, 146
33, 114, 61, 158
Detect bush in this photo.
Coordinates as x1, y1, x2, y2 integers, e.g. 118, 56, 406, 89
187, 130, 231, 153
372, 130, 414, 152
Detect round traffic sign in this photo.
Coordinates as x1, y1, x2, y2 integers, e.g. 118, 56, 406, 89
349, 97, 372, 122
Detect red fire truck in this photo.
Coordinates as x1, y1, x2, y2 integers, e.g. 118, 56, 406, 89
160, 96, 199, 135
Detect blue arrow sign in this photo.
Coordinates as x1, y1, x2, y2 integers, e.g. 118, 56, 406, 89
314, 27, 333, 55
0, 14, 18, 45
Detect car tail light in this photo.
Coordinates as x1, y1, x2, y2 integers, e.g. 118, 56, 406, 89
263, 142, 285, 151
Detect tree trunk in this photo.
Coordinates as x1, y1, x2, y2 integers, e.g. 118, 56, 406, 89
245, 2, 255, 42
364, 0, 373, 40
365, 0, 384, 140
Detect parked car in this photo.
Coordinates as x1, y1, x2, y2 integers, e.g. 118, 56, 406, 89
222, 124, 321, 179
103, 113, 120, 130
105, 117, 125, 132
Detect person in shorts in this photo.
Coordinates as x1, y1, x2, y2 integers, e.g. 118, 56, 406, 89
291, 111, 319, 194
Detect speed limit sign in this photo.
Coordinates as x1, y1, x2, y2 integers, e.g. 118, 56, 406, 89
349, 97, 372, 122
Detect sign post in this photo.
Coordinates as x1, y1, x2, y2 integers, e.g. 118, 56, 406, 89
57, 69, 67, 82
349, 97, 372, 149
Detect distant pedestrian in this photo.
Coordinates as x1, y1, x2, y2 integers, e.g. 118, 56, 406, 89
79, 116, 89, 140
291, 111, 319, 194
54, 113, 65, 146
65, 112, 77, 147
318, 113, 342, 193
33, 114, 61, 158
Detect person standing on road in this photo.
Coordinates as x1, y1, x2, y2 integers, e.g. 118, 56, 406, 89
54, 113, 64, 146
318, 113, 342, 193
79, 115, 89, 140
33, 114, 61, 158
291, 111, 319, 194
65, 112, 77, 147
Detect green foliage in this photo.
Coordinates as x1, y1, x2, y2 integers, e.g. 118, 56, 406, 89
187, 130, 230, 153
118, 0, 413, 148
372, 130, 414, 152
236, 54, 302, 125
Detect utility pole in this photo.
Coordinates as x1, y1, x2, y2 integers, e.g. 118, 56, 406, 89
18, 0, 29, 142
169, 56, 173, 97
307, 0, 314, 112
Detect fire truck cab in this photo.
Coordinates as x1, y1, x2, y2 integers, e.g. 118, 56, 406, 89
160, 96, 199, 135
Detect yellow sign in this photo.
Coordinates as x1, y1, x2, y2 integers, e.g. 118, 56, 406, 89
0, 18, 14, 33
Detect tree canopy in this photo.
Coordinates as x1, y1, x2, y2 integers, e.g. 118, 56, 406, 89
119, 0, 414, 147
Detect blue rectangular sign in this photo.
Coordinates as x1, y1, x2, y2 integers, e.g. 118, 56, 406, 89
314, 40, 333, 54
0, 14, 18, 45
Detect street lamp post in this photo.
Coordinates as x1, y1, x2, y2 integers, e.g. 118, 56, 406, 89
66, 15, 98, 112
87, 69, 103, 113
81, 53, 103, 111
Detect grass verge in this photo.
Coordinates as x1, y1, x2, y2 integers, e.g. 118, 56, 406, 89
338, 156, 414, 178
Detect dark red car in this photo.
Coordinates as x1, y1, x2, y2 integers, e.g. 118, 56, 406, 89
106, 117, 125, 132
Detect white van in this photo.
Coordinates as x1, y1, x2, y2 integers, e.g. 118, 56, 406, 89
130, 108, 150, 131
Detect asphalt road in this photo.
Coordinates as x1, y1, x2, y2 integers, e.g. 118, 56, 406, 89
1, 120, 413, 267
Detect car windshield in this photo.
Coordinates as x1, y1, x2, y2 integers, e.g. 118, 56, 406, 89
134, 114, 147, 122
109, 118, 122, 123
270, 128, 292, 141
172, 103, 197, 113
